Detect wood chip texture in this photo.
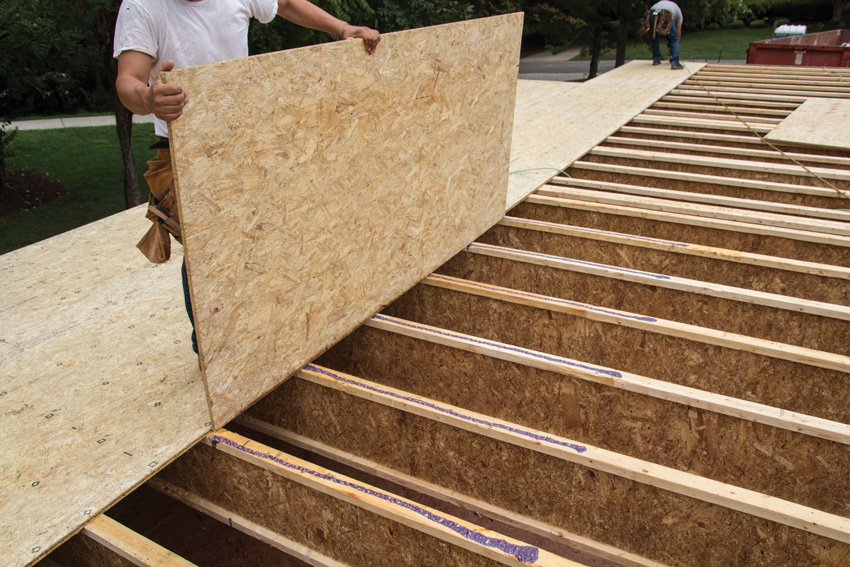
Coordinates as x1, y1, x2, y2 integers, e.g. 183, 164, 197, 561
166, 15, 523, 428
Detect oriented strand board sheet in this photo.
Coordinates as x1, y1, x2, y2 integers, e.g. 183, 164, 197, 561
0, 208, 210, 567
766, 98, 850, 150
507, 61, 706, 210
167, 15, 523, 428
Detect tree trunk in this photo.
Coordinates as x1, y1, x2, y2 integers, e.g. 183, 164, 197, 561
833, 0, 847, 22
588, 26, 603, 79
115, 96, 142, 209
615, 18, 628, 67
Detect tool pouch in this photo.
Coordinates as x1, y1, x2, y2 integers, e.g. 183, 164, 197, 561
642, 9, 672, 37
137, 144, 183, 263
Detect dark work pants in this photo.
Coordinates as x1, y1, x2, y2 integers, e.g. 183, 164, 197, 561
181, 259, 199, 354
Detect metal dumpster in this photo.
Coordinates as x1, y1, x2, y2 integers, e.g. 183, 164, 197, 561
747, 29, 850, 67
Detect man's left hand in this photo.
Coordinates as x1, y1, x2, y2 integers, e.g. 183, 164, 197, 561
341, 25, 380, 55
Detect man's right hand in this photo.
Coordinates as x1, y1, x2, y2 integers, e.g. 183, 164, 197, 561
148, 60, 188, 121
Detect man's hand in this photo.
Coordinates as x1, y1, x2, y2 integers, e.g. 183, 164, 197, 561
149, 60, 188, 121
339, 25, 381, 55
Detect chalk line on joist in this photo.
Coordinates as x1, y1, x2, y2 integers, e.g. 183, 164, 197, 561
423, 273, 850, 373
466, 242, 850, 321
203, 430, 570, 566
366, 314, 850, 444
299, 364, 850, 545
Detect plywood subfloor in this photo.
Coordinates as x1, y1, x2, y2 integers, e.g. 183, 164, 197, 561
1, 54, 697, 567
0, 208, 210, 567
167, 15, 524, 429
507, 61, 706, 210
765, 98, 850, 150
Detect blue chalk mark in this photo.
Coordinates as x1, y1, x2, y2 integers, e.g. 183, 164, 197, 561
370, 314, 622, 382
502, 216, 690, 248
467, 242, 673, 281
209, 434, 541, 563
426, 273, 658, 323
306, 364, 588, 455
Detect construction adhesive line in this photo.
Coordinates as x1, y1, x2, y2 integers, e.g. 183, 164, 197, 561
305, 364, 588, 454
208, 434, 541, 563
502, 215, 690, 248
426, 274, 658, 323
370, 313, 622, 382
467, 242, 673, 280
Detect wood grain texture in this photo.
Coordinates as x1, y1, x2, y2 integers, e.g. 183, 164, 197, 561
507, 61, 705, 209
165, 15, 523, 428
766, 98, 850, 150
0, 208, 210, 567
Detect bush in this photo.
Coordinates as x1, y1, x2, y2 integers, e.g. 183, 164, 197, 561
815, 21, 825, 30
707, 22, 721, 30
749, 19, 766, 27
730, 19, 746, 28
775, 17, 791, 26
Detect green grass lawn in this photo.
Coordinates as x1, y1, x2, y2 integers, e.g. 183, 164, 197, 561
573, 26, 775, 61
1, 124, 156, 255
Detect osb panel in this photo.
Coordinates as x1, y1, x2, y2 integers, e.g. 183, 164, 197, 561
0, 208, 210, 567
435, 252, 850, 356
506, 61, 705, 209
766, 98, 850, 150
479, 224, 850, 306
316, 326, 850, 517
379, 283, 850, 424
248, 378, 850, 566
509, 201, 850, 267
157, 443, 514, 567
166, 15, 523, 428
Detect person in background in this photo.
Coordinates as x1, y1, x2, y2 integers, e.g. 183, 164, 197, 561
649, 1, 684, 70
113, 0, 380, 354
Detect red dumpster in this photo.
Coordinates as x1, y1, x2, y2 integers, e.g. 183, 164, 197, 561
747, 29, 850, 67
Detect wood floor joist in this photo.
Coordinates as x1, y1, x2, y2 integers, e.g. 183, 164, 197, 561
537, 185, 850, 237
670, 87, 808, 103
617, 125, 764, 144
651, 101, 793, 116
629, 114, 773, 133
241, 365, 850, 565
639, 108, 784, 123
683, 79, 850, 95
603, 136, 850, 168
662, 92, 804, 107
589, 145, 850, 183
160, 429, 578, 567
422, 272, 850, 372
569, 161, 850, 201
147, 478, 354, 567
234, 416, 666, 567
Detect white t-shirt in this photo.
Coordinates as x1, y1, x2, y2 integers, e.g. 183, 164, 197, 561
113, 0, 278, 137
651, 1, 683, 24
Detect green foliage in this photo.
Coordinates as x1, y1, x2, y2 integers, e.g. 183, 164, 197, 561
1, 124, 155, 254
730, 18, 746, 27
707, 21, 722, 28
745, 0, 832, 21
0, 0, 118, 118
815, 20, 826, 28
749, 18, 767, 25
775, 16, 792, 24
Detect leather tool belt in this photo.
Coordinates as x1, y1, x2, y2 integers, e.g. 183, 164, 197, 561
137, 142, 182, 263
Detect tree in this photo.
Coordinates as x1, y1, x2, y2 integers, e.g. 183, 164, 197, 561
0, 121, 19, 197
834, 0, 848, 22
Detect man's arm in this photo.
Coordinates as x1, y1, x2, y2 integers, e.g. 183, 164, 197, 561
677, 21, 682, 38
115, 52, 188, 119
276, 0, 380, 54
